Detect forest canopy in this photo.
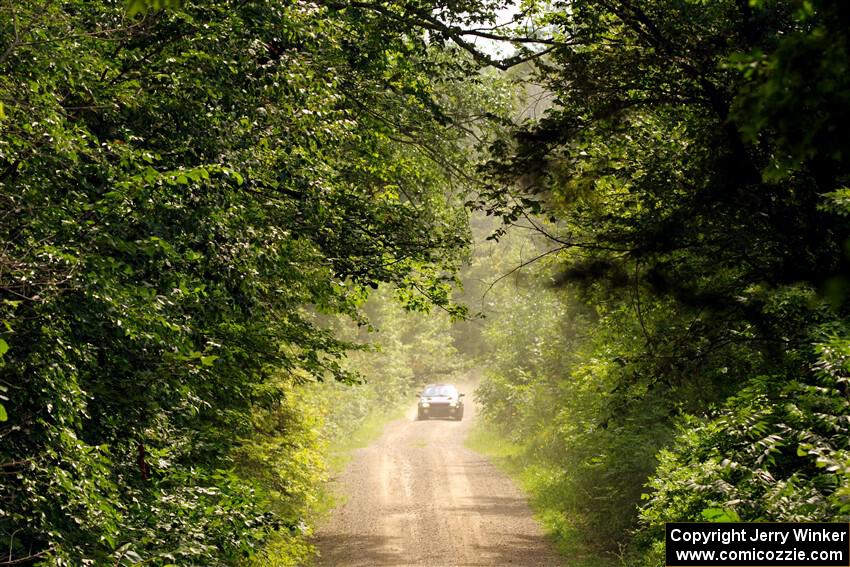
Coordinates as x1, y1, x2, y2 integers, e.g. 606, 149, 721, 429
0, 0, 494, 563
472, 0, 850, 564
2, 0, 850, 565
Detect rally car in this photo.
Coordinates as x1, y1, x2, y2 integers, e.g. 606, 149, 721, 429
416, 383, 465, 421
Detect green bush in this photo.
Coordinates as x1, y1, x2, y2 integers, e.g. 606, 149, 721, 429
635, 331, 850, 564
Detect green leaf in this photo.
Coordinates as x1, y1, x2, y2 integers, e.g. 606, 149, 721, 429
701, 508, 740, 522
119, 550, 143, 565
126, 0, 181, 17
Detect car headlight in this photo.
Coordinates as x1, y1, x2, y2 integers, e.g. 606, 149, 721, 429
420, 402, 430, 408
449, 401, 458, 407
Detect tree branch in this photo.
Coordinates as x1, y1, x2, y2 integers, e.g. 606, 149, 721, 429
321, 0, 567, 69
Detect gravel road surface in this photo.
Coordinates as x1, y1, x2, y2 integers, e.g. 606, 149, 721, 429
312, 385, 562, 566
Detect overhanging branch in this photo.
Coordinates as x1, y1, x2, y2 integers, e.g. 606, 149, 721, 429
319, 0, 568, 70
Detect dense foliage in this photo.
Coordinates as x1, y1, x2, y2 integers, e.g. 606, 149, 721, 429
0, 1, 496, 564
471, 0, 850, 563
5, 0, 850, 564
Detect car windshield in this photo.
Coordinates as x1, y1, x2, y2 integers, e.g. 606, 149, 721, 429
422, 385, 457, 397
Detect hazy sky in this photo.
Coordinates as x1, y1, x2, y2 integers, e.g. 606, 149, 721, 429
469, 4, 522, 59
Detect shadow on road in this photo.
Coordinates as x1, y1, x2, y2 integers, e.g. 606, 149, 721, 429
314, 534, 403, 567
442, 494, 539, 518
316, 532, 557, 567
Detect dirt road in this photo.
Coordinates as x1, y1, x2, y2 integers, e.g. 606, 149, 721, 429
312, 386, 562, 567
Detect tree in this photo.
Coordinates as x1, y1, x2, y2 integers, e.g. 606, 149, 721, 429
470, 0, 850, 558
0, 0, 487, 563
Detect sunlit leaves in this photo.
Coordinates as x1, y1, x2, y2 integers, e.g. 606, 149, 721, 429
126, 0, 181, 18
0, 0, 478, 563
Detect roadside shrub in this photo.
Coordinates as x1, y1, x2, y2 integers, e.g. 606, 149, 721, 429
635, 331, 850, 565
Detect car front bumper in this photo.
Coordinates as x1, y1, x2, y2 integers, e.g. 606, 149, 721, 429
419, 403, 461, 417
